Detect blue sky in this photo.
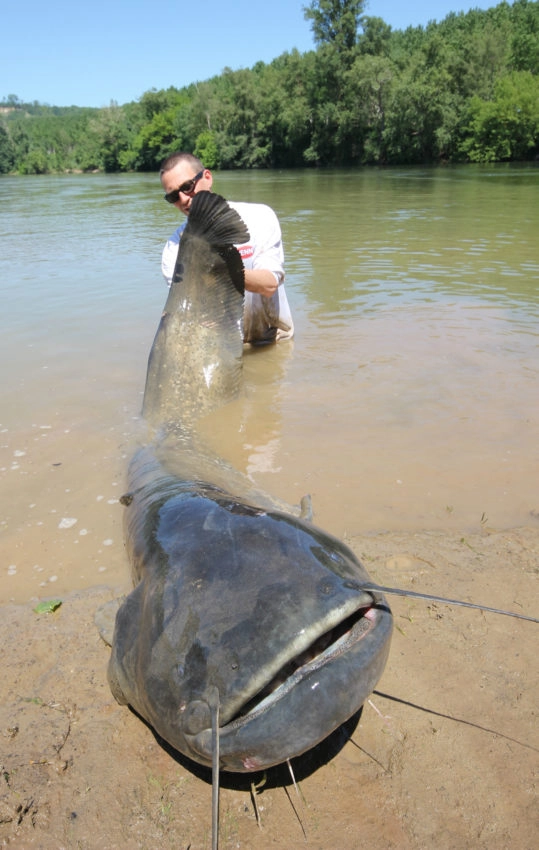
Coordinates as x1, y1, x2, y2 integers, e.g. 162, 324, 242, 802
3, 1, 503, 107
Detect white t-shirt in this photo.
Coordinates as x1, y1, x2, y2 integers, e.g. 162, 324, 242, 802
161, 200, 294, 344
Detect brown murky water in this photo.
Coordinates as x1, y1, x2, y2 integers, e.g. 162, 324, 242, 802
1, 166, 538, 604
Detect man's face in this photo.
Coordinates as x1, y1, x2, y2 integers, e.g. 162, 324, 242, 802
161, 163, 213, 215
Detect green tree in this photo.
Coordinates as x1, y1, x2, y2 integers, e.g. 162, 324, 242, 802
509, 0, 539, 73
460, 70, 539, 161
358, 15, 393, 57
273, 51, 314, 166
0, 123, 16, 173
87, 103, 131, 172
301, 2, 369, 164
300, 45, 349, 164
194, 130, 218, 168
382, 31, 464, 163
303, 0, 365, 52
18, 148, 50, 174
343, 53, 395, 162
121, 108, 181, 170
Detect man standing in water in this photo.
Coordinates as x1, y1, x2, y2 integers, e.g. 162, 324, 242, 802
160, 152, 294, 345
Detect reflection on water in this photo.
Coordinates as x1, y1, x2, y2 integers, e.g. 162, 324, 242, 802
1, 165, 538, 603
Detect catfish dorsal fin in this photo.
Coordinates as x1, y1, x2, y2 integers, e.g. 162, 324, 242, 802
185, 191, 250, 247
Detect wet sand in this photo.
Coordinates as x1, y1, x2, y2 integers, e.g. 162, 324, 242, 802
1, 524, 537, 849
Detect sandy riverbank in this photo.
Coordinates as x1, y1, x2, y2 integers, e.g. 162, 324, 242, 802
2, 525, 537, 849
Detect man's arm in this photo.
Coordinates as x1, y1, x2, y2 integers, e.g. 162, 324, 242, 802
236, 202, 284, 298
244, 268, 281, 298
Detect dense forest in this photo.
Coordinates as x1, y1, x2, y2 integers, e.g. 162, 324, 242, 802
1, 0, 537, 174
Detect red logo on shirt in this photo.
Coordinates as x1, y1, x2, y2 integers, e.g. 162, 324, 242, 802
238, 244, 254, 259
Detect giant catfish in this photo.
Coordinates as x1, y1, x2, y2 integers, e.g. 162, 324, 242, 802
107, 190, 393, 773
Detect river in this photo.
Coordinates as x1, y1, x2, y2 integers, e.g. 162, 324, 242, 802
1, 164, 538, 603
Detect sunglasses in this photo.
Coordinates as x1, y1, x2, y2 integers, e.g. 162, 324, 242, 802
164, 170, 204, 204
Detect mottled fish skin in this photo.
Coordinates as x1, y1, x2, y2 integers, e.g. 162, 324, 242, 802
142, 191, 249, 431
108, 191, 393, 773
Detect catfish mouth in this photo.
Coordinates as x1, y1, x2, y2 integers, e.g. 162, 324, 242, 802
227, 597, 380, 727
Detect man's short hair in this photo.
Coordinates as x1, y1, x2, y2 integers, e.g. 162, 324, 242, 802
160, 151, 204, 175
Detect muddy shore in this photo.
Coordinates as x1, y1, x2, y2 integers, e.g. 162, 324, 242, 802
2, 525, 537, 849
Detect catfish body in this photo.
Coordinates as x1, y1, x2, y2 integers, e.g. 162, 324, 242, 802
108, 192, 392, 772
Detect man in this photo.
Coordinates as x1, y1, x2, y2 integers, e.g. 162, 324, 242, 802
160, 152, 294, 344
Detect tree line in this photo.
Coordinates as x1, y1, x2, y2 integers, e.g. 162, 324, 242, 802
1, 0, 537, 174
